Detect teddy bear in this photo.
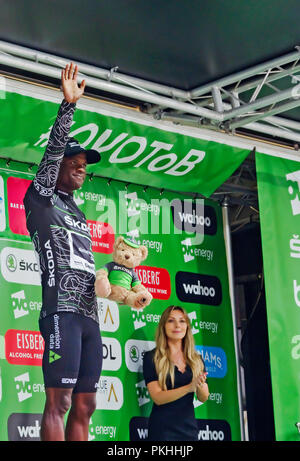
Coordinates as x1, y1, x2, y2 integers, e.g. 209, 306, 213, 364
95, 236, 153, 309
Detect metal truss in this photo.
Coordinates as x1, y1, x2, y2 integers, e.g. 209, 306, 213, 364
1, 41, 300, 145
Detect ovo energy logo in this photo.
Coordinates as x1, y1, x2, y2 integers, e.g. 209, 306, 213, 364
131, 308, 161, 331
14, 373, 33, 402
136, 380, 150, 407
10, 290, 42, 319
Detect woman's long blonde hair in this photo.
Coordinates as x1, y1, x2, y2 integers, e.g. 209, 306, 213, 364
153, 305, 204, 390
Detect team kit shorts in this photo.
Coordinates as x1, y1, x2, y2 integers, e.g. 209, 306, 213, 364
39, 312, 103, 393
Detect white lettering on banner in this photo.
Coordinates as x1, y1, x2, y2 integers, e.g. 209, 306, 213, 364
198, 425, 225, 441
102, 337, 122, 371
93, 424, 116, 439
35, 124, 206, 178
291, 335, 300, 359
0, 247, 41, 285
70, 123, 99, 146
293, 280, 300, 307
17, 420, 41, 439
16, 333, 44, 351
290, 234, 300, 258
188, 311, 218, 335
208, 392, 223, 404
286, 170, 300, 215
142, 239, 163, 253
286, 173, 300, 366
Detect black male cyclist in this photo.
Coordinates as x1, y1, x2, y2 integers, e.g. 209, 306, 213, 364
24, 63, 102, 441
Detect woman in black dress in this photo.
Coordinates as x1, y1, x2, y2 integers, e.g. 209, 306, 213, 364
143, 305, 209, 441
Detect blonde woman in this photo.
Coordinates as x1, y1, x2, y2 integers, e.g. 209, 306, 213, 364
143, 305, 209, 441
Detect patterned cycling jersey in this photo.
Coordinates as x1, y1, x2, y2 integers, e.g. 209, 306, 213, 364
23, 99, 99, 323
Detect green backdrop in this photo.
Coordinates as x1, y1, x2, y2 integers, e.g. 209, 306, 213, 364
256, 152, 300, 441
0, 158, 241, 441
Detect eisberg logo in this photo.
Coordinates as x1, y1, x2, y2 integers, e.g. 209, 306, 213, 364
171, 199, 217, 235
5, 329, 44, 366
176, 271, 222, 305
135, 265, 171, 300
195, 345, 227, 378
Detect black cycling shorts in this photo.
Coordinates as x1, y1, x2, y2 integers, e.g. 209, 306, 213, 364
39, 312, 102, 393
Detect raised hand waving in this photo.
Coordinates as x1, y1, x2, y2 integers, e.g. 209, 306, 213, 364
61, 62, 86, 103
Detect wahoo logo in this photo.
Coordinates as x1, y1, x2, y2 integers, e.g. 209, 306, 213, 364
17, 419, 41, 439
7, 413, 42, 441
11, 290, 28, 319
129, 417, 149, 441
136, 380, 150, 407
181, 238, 195, 263
176, 272, 222, 305
197, 419, 231, 441
286, 170, 300, 215
171, 199, 217, 235
14, 372, 32, 402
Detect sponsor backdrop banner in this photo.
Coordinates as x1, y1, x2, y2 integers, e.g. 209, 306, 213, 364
0, 91, 250, 197
256, 153, 300, 441
0, 158, 241, 441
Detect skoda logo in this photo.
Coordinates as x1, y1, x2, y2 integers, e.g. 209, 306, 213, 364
6, 254, 17, 272
130, 345, 139, 363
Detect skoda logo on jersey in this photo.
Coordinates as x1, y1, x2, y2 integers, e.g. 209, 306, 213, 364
64, 215, 89, 233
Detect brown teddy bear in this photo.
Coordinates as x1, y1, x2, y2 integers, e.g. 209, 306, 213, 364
95, 236, 153, 309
